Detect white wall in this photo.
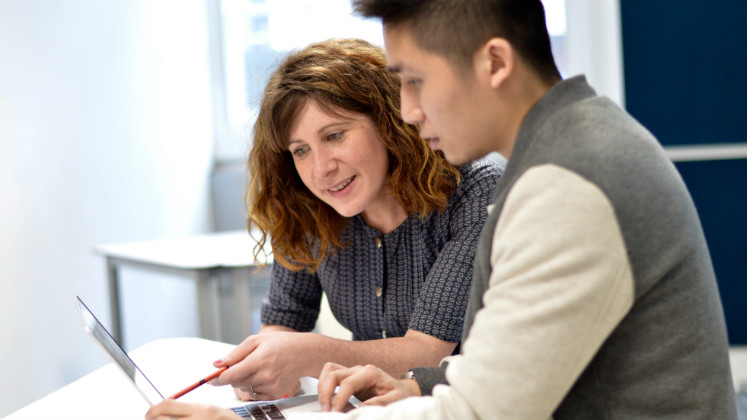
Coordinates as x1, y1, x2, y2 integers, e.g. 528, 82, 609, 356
0, 0, 215, 416
564, 0, 625, 107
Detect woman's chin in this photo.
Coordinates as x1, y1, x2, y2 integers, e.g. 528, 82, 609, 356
329, 204, 362, 219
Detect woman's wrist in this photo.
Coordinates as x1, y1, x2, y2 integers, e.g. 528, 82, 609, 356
299, 332, 329, 377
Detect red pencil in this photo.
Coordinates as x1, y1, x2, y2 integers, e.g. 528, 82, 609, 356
168, 366, 229, 400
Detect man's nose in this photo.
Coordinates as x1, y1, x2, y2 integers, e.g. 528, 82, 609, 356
400, 89, 424, 125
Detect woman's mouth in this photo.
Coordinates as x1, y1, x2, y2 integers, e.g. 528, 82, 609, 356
329, 176, 355, 192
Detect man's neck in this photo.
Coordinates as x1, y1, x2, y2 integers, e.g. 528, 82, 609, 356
496, 71, 558, 159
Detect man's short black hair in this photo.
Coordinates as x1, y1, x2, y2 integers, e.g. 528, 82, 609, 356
354, 0, 561, 81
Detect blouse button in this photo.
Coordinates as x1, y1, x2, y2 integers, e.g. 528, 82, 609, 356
375, 286, 382, 297
382, 330, 388, 338
374, 237, 382, 248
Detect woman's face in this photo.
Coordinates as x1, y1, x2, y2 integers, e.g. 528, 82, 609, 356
288, 100, 393, 221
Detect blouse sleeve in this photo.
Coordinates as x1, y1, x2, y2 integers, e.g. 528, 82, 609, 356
260, 261, 323, 332
406, 159, 503, 342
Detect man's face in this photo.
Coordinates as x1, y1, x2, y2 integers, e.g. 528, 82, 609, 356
384, 26, 496, 165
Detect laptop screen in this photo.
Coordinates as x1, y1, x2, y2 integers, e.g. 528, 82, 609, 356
76, 295, 164, 405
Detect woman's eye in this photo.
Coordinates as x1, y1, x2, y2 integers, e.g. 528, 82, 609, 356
292, 147, 308, 158
407, 79, 422, 87
327, 131, 344, 141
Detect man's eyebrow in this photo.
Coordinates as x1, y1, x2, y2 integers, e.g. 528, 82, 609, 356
387, 65, 402, 74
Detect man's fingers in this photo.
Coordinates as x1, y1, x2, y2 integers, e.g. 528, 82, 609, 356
318, 362, 349, 411
330, 365, 382, 412
145, 400, 194, 419
145, 400, 244, 420
319, 363, 378, 411
330, 376, 360, 412
360, 391, 405, 407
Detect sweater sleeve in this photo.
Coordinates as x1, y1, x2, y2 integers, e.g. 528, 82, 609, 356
445, 164, 634, 419
409, 361, 449, 396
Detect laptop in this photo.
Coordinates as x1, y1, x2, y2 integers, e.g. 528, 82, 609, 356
75, 295, 356, 420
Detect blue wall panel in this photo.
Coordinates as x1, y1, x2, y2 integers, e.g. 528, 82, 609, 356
621, 0, 747, 146
622, 0, 747, 344
675, 160, 747, 344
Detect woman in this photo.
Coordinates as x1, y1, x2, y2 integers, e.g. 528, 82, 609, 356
207, 38, 500, 402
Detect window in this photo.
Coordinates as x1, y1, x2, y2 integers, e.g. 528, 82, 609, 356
212, 0, 384, 160
211, 0, 589, 161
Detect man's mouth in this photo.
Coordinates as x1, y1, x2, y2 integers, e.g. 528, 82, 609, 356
329, 176, 355, 192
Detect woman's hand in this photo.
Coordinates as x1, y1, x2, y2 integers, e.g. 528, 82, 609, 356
145, 399, 242, 420
212, 330, 320, 400
317, 362, 419, 412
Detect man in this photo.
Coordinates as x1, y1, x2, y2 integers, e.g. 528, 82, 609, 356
316, 0, 736, 419
146, 1, 736, 419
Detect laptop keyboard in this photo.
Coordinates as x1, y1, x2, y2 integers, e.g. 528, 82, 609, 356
230, 403, 286, 420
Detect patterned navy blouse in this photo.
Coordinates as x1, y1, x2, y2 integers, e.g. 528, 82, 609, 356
261, 158, 502, 342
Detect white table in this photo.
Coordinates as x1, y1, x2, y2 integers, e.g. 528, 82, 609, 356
4, 338, 240, 420
93, 230, 273, 347
4, 337, 341, 420
5, 337, 741, 420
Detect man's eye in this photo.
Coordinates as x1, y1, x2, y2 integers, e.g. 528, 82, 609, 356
407, 79, 422, 87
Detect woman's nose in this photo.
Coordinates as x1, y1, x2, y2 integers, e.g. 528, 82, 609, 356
312, 148, 337, 180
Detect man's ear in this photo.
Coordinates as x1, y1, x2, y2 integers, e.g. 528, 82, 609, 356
476, 38, 513, 89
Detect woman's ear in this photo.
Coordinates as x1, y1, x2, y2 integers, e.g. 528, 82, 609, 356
475, 38, 513, 90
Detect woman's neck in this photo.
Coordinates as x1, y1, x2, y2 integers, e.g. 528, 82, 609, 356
360, 190, 409, 234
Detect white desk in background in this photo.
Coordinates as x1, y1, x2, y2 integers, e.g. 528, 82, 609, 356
93, 230, 273, 347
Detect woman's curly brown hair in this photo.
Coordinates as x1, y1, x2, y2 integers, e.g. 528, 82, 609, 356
246, 38, 459, 272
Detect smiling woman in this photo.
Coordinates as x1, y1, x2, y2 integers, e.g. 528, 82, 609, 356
201, 38, 503, 402
287, 100, 403, 232
249, 39, 478, 272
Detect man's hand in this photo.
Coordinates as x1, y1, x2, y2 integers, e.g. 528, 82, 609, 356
145, 399, 242, 420
317, 362, 421, 412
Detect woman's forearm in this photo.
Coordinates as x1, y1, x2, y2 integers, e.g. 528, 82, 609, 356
299, 330, 456, 378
